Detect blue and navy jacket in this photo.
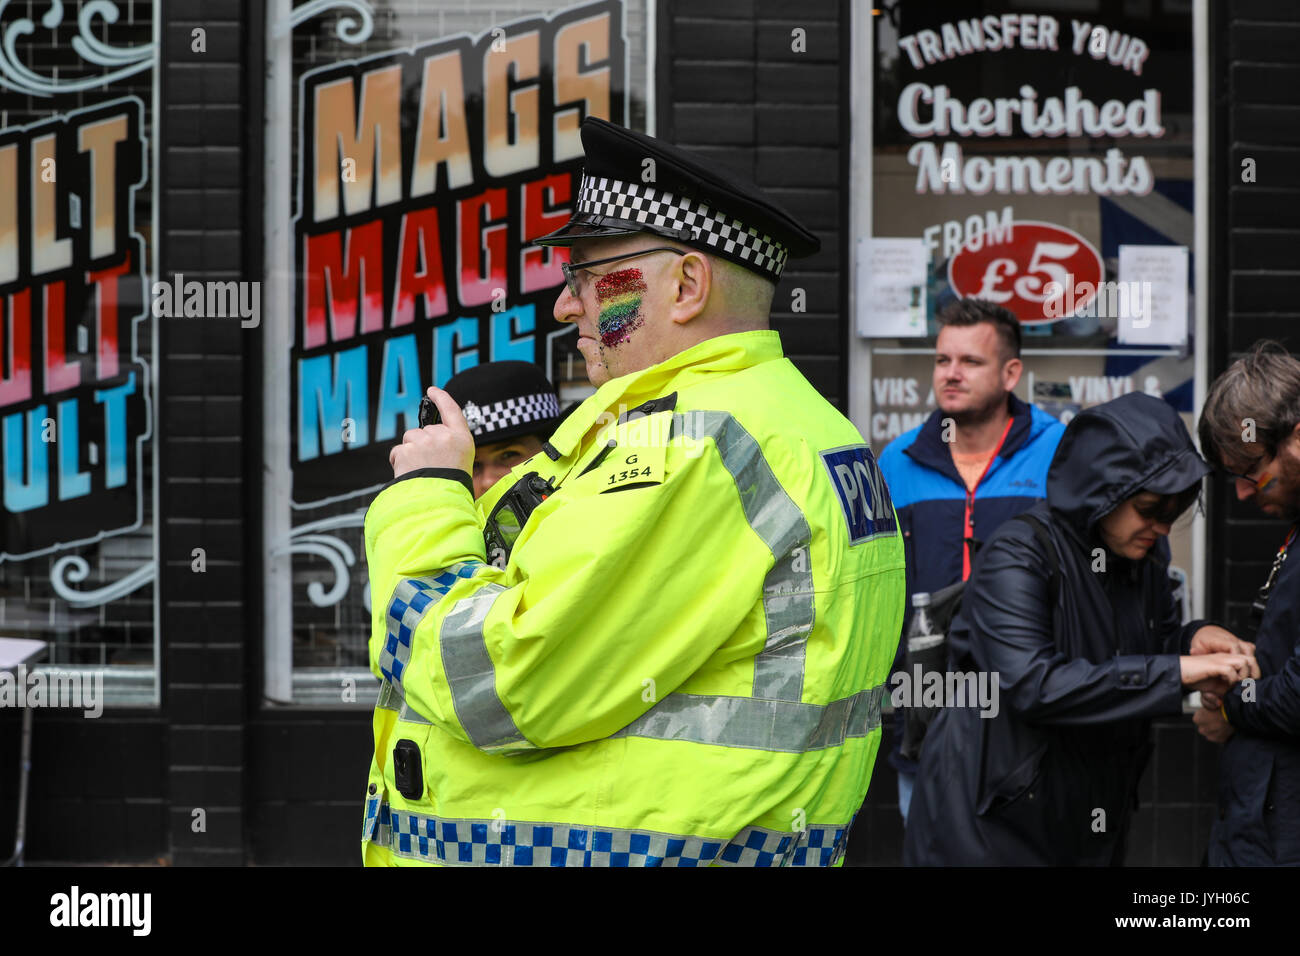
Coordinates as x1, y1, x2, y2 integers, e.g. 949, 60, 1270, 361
878, 393, 1065, 772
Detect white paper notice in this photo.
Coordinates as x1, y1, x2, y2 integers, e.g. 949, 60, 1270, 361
857, 237, 928, 338
1116, 245, 1188, 346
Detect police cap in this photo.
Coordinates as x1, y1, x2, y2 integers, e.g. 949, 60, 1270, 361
532, 117, 820, 283
443, 361, 562, 445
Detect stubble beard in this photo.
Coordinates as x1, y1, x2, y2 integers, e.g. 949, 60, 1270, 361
1271, 446, 1300, 522
940, 390, 1008, 429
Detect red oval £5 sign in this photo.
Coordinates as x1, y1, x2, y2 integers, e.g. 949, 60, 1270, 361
947, 220, 1103, 325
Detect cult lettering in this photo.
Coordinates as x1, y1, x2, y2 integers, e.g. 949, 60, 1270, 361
0, 104, 137, 407
0, 113, 130, 284
0, 99, 146, 522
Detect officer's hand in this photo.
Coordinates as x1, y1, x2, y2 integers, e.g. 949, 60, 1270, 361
389, 387, 475, 478
1189, 625, 1257, 662
1193, 703, 1234, 744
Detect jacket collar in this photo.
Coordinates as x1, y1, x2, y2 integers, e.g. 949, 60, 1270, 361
904, 392, 1037, 482
547, 330, 784, 459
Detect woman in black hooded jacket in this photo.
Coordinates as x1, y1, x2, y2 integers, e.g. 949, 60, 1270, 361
903, 392, 1258, 866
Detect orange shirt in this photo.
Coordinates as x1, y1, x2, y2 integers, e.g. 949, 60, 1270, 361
951, 448, 995, 492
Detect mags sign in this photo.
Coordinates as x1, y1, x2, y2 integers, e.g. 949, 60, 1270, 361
291, 0, 626, 506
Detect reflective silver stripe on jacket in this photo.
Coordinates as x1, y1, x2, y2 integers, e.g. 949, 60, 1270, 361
675, 410, 814, 700
369, 802, 853, 867
376, 683, 433, 725
439, 583, 530, 753
613, 684, 885, 753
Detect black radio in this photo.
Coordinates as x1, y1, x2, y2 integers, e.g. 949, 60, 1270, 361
483, 472, 555, 566
418, 396, 440, 428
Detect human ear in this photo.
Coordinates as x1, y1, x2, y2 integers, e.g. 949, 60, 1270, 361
1003, 357, 1023, 391
670, 252, 710, 324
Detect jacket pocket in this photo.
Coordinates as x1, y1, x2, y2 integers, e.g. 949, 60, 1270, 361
975, 708, 1050, 816
977, 748, 1046, 816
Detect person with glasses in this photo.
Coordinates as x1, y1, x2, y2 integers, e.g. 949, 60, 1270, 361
904, 393, 1258, 866
1197, 340, 1300, 866
360, 117, 907, 867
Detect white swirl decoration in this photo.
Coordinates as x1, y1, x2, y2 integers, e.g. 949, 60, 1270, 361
270, 512, 366, 608
0, 0, 154, 97
279, 0, 375, 43
49, 511, 366, 609
52, 555, 156, 608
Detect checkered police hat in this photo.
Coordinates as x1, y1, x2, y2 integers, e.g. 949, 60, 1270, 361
531, 117, 820, 282
443, 361, 562, 445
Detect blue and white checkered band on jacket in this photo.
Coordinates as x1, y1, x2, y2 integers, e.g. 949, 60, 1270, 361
463, 392, 560, 439
575, 173, 791, 281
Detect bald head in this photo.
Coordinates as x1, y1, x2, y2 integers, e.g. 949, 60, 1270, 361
703, 254, 776, 331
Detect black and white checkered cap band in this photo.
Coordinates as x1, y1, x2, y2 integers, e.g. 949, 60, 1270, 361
575, 174, 790, 280
462, 392, 560, 438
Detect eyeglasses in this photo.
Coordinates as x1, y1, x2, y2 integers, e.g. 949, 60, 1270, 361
1134, 488, 1201, 525
560, 247, 688, 298
1222, 455, 1272, 489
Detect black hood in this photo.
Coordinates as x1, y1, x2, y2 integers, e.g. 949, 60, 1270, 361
1047, 392, 1210, 537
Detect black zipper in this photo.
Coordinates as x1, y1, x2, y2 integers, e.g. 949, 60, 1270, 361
577, 439, 618, 478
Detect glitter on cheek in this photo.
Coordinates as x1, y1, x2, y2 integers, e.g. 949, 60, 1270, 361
595, 267, 648, 348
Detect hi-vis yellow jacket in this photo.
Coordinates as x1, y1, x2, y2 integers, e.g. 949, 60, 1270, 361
361, 330, 905, 866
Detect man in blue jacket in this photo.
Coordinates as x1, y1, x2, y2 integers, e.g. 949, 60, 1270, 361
877, 298, 1065, 822
1196, 341, 1300, 866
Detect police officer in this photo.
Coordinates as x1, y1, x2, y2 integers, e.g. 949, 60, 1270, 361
442, 361, 564, 500
362, 117, 906, 866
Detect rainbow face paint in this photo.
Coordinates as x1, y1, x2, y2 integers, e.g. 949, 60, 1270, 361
595, 267, 646, 348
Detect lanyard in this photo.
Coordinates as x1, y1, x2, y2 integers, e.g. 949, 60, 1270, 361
1252, 523, 1298, 622
961, 416, 1015, 581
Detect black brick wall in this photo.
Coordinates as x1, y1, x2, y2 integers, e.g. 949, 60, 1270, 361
1208, 0, 1300, 633
158, 0, 251, 867
660, 0, 847, 408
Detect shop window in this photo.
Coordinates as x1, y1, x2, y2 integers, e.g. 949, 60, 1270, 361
851, 0, 1207, 613
261, 0, 653, 704
0, 1, 159, 707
